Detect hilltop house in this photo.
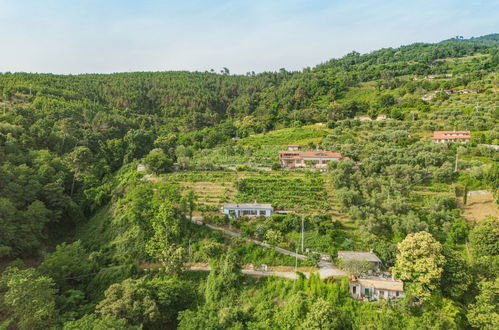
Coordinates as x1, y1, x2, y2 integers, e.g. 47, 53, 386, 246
433, 131, 471, 143
349, 276, 404, 301
279, 145, 344, 169
338, 250, 382, 272
222, 203, 274, 219
376, 114, 390, 121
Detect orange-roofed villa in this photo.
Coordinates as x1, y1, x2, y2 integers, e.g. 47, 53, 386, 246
433, 131, 471, 143
279, 145, 345, 169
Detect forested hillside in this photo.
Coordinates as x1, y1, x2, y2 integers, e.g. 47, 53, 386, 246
0, 34, 498, 329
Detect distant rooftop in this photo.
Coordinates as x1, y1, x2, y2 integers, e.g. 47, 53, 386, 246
356, 278, 404, 291
433, 131, 470, 139
279, 150, 343, 158
338, 251, 381, 263
223, 203, 273, 210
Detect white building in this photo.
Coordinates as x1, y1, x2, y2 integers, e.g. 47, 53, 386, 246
222, 203, 274, 219
349, 277, 404, 301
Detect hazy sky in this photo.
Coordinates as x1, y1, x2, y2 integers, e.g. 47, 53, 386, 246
0, 0, 497, 74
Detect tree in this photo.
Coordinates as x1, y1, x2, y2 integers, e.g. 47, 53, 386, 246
339, 258, 376, 277
154, 133, 177, 157
302, 298, 337, 329
123, 129, 154, 163
441, 246, 472, 301
273, 293, 308, 329
469, 216, 499, 257
65, 146, 93, 195
96, 278, 158, 327
204, 250, 242, 305
39, 240, 94, 291
467, 279, 499, 330
378, 94, 396, 107
63, 313, 137, 330
0, 267, 58, 330
146, 203, 187, 274
392, 232, 445, 301
180, 189, 197, 221
143, 151, 173, 175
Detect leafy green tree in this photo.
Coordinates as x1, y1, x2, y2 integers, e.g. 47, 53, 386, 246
273, 293, 308, 329
338, 258, 376, 277
123, 129, 154, 163
0, 267, 58, 330
143, 151, 173, 175
204, 250, 242, 305
154, 133, 177, 157
392, 232, 445, 301
469, 216, 498, 257
441, 246, 472, 301
180, 189, 197, 221
63, 313, 137, 330
65, 146, 93, 195
39, 240, 94, 291
415, 295, 465, 330
96, 278, 158, 327
146, 203, 187, 274
378, 94, 396, 107
467, 279, 499, 330
302, 298, 337, 329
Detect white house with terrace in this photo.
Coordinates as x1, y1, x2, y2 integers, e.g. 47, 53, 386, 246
349, 276, 404, 301
222, 203, 274, 219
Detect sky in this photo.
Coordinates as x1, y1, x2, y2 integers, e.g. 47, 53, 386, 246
0, 0, 497, 74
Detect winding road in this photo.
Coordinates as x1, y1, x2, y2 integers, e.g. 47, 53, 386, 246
191, 216, 347, 279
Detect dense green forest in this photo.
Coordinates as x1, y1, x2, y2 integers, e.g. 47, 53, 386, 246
0, 34, 498, 329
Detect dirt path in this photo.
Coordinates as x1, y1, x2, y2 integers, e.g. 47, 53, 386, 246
460, 191, 498, 223
191, 216, 347, 278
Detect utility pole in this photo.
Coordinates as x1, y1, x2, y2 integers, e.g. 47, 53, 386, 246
188, 239, 191, 262
301, 215, 304, 253
295, 247, 298, 274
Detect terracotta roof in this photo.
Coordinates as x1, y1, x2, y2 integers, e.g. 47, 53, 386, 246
338, 251, 381, 263
356, 278, 404, 291
279, 150, 343, 158
433, 131, 470, 140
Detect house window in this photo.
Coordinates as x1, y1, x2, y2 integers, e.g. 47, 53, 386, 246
259, 210, 266, 216
353, 286, 356, 294
364, 288, 369, 295
242, 210, 257, 216
396, 291, 399, 297
379, 290, 385, 299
